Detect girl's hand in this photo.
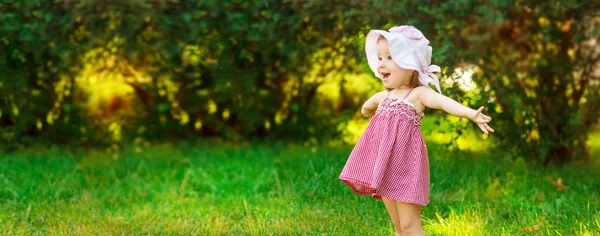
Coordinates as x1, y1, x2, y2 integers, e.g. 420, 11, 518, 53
361, 91, 386, 118
469, 106, 494, 134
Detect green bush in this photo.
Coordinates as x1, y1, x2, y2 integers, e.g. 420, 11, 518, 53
2, 0, 599, 163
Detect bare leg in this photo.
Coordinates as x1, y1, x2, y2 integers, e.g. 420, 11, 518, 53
395, 202, 425, 236
382, 196, 403, 236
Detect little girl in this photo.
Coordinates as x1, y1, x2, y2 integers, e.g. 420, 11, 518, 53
338, 25, 494, 236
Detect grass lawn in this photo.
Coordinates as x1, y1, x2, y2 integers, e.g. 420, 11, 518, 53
1, 116, 599, 235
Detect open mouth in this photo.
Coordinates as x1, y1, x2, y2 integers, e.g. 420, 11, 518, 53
381, 72, 391, 80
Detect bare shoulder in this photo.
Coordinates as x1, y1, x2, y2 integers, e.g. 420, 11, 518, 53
411, 86, 436, 107
374, 90, 389, 104
412, 86, 435, 98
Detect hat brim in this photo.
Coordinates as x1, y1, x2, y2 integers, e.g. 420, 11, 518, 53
365, 30, 420, 79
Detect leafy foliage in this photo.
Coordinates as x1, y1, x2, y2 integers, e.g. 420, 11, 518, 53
1, 0, 599, 163
406, 1, 600, 163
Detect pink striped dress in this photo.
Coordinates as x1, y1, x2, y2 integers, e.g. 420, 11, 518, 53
339, 88, 430, 206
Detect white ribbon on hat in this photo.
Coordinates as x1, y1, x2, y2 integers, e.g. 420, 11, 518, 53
413, 49, 442, 95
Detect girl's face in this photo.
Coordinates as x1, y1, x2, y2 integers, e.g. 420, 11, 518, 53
376, 38, 414, 89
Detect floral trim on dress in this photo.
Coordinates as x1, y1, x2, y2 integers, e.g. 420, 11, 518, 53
375, 97, 424, 127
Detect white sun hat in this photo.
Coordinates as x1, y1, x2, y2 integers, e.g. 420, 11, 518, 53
365, 25, 442, 94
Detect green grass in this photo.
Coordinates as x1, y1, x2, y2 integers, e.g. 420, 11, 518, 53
0, 120, 599, 235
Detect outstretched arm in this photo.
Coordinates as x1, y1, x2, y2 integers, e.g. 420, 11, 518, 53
361, 91, 385, 118
419, 87, 495, 134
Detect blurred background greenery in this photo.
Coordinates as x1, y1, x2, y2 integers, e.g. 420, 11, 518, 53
2, 0, 599, 164
1, 0, 600, 234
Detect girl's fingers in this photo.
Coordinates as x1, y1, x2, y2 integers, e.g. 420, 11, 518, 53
478, 115, 489, 123
472, 107, 483, 119
478, 123, 488, 134
477, 113, 493, 123
476, 106, 484, 115
473, 107, 494, 130
485, 123, 495, 132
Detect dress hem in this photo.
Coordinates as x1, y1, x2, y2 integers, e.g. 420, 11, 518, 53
339, 176, 429, 206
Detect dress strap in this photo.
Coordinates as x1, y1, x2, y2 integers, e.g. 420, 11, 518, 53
378, 90, 393, 108
402, 88, 415, 101
383, 90, 392, 100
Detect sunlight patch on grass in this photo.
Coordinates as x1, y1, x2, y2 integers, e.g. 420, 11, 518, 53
576, 217, 600, 236
424, 208, 487, 235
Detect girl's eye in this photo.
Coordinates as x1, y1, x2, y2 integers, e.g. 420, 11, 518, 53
388, 56, 392, 60
377, 57, 382, 61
